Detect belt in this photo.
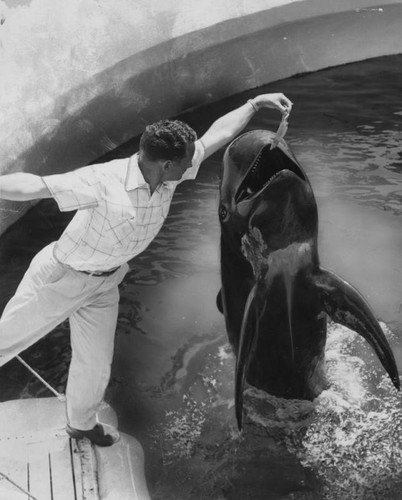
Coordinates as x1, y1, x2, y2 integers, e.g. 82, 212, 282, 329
80, 267, 120, 277
52, 246, 120, 277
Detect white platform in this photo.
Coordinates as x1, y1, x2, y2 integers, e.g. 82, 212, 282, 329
0, 397, 151, 500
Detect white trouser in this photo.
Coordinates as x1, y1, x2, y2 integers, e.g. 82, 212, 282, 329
0, 242, 129, 430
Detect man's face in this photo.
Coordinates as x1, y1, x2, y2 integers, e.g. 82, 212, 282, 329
164, 142, 195, 181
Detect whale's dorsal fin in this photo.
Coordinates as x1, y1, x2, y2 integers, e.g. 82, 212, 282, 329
315, 267, 400, 390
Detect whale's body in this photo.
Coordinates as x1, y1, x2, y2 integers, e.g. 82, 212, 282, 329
217, 130, 400, 429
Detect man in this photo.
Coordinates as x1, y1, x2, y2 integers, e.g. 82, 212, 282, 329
0, 93, 292, 446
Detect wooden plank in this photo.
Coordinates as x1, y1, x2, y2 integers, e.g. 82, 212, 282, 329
50, 437, 77, 500
0, 440, 31, 499
0, 398, 67, 499
0, 468, 31, 500
1, 429, 79, 500
26, 441, 52, 500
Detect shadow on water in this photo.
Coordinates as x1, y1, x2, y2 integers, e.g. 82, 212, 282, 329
1, 54, 402, 499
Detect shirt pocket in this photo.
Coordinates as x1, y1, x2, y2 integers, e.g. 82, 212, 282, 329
107, 216, 137, 246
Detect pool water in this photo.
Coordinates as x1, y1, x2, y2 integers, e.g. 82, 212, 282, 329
1, 54, 402, 499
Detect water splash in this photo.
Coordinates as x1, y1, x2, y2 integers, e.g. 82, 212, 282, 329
245, 321, 402, 499
155, 394, 207, 465
298, 324, 402, 499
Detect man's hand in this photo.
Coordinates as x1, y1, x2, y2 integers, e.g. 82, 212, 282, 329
250, 93, 293, 116
199, 92, 293, 159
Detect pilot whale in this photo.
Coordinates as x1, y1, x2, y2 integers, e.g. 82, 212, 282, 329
217, 129, 400, 429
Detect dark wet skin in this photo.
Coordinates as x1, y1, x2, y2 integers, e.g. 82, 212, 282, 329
217, 130, 400, 429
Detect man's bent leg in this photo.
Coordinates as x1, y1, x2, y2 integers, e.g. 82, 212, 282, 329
0, 243, 85, 367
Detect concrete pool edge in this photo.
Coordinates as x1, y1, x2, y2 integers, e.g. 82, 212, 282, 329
1, 0, 402, 234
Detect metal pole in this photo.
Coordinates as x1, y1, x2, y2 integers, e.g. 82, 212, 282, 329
16, 355, 66, 402
0, 470, 39, 500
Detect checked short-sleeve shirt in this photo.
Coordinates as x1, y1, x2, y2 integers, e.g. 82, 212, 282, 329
43, 141, 205, 272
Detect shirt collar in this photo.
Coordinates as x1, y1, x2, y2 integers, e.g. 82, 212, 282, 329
125, 153, 149, 191
125, 153, 177, 192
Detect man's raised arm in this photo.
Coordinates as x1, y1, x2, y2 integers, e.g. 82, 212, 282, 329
199, 93, 292, 159
0, 173, 51, 201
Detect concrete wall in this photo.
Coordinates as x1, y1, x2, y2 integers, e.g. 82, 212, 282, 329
1, 0, 402, 234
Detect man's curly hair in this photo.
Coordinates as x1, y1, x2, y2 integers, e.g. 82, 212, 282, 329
139, 120, 197, 161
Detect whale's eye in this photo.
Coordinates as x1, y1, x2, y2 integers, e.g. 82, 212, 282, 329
219, 204, 229, 221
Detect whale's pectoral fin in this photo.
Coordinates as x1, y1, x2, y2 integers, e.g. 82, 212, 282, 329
235, 282, 267, 430
216, 290, 223, 314
315, 267, 400, 390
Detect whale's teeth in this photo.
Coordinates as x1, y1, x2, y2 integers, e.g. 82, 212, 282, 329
250, 154, 262, 173
265, 170, 282, 185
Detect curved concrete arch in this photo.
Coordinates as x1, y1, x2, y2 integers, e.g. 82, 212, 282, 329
1, 0, 402, 234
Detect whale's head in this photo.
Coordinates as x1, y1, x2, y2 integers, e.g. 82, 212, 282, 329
219, 130, 318, 258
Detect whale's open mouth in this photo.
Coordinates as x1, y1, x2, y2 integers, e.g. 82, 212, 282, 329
235, 144, 305, 204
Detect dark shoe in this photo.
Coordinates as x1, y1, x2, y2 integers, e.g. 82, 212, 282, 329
66, 423, 120, 447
